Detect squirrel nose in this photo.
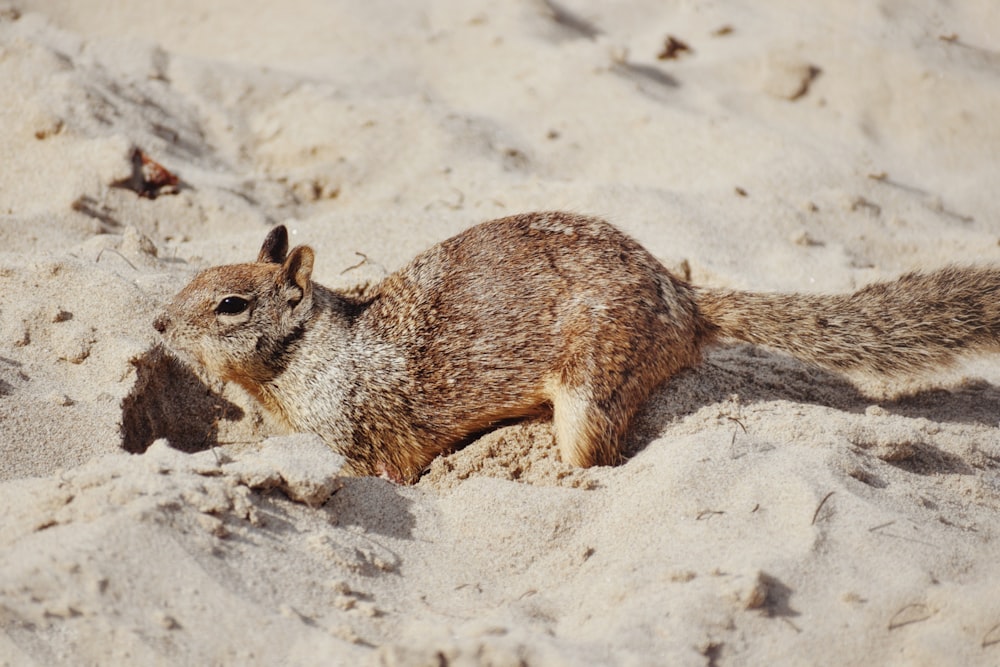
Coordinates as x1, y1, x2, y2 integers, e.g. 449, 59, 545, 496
152, 314, 168, 334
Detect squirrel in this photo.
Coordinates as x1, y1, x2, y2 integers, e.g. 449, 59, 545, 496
153, 211, 1000, 483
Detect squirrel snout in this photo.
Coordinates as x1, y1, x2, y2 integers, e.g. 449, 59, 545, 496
152, 314, 169, 334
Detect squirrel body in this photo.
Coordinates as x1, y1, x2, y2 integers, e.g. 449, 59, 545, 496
155, 212, 1000, 482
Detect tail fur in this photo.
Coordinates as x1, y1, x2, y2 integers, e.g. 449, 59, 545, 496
695, 267, 1000, 377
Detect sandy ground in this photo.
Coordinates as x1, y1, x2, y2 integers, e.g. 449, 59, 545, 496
1, 1, 1000, 664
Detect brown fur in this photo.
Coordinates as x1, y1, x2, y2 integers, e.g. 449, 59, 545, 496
154, 212, 1000, 482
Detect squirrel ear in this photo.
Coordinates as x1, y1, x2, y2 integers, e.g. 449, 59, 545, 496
281, 246, 314, 301
258, 225, 289, 264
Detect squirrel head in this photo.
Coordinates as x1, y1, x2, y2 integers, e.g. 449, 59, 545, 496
154, 225, 316, 386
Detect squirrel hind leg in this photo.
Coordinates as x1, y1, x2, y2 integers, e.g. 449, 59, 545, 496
548, 380, 628, 468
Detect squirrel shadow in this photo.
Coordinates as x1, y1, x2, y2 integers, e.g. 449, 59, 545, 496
120, 345, 245, 454
630, 344, 1000, 476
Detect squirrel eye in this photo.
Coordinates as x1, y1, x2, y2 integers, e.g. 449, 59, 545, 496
215, 296, 250, 315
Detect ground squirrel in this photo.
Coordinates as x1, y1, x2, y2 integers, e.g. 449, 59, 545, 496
154, 212, 1000, 482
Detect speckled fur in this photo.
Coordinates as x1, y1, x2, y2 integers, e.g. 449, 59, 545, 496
697, 267, 1000, 376
155, 212, 1000, 482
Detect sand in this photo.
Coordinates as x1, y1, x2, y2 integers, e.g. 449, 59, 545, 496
1, 1, 999, 664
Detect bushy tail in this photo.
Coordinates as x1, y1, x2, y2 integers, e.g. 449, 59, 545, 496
695, 267, 1000, 377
